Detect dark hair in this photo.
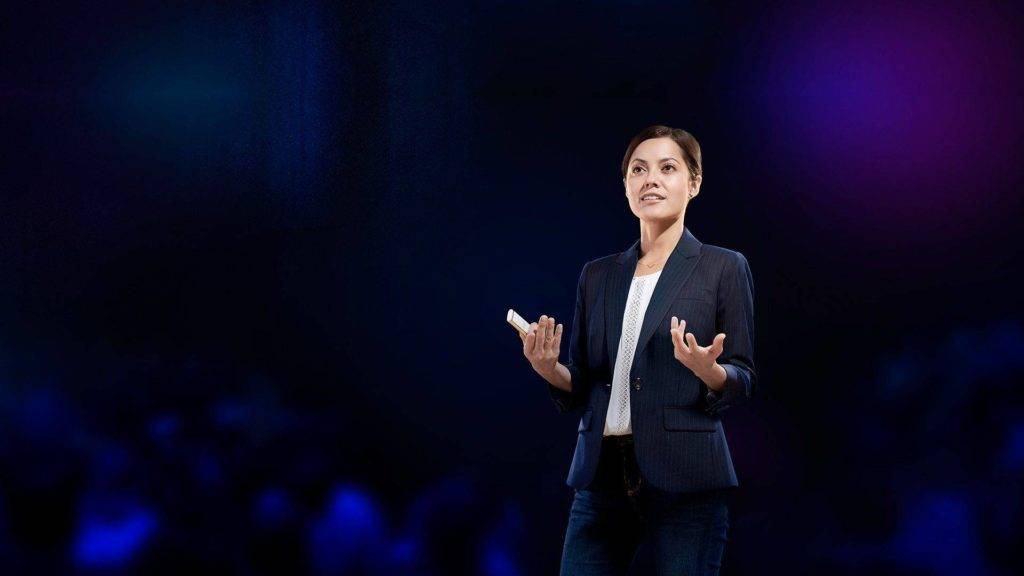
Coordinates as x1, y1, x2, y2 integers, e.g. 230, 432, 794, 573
620, 125, 702, 183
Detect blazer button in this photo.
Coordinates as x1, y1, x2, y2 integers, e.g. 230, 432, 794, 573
632, 377, 642, 391
604, 382, 612, 389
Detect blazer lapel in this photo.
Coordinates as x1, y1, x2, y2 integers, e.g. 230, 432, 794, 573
604, 238, 639, 376
634, 227, 702, 359
605, 227, 703, 375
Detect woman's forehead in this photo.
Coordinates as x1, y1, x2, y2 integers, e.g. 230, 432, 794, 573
631, 138, 683, 162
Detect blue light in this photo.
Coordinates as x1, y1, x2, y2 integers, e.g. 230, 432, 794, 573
308, 484, 386, 573
72, 506, 158, 569
889, 492, 988, 575
254, 487, 296, 529
1002, 422, 1024, 472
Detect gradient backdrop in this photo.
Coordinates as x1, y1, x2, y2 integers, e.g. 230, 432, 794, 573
2, 1, 1022, 574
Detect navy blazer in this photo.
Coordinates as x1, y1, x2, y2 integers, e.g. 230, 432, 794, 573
547, 227, 756, 493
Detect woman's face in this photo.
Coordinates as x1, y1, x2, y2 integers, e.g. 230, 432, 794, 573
623, 137, 699, 223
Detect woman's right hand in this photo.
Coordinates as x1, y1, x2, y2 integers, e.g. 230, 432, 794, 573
519, 314, 562, 376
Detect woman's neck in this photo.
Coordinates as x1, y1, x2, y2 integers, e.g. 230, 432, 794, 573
638, 217, 684, 259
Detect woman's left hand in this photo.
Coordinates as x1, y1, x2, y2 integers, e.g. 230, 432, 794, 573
670, 316, 726, 382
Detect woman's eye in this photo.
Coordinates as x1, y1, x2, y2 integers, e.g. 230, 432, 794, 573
632, 166, 643, 174
663, 165, 675, 171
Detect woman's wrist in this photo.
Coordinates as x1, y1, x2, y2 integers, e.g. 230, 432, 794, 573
698, 362, 728, 392
535, 360, 558, 378
537, 362, 571, 392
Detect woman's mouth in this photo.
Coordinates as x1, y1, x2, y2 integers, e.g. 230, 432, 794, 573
641, 194, 665, 204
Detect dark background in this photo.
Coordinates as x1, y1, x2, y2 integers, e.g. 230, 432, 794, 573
2, 1, 1022, 574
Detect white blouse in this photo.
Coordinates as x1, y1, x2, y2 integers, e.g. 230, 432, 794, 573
604, 269, 662, 436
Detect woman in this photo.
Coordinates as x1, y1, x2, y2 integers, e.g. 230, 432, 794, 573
519, 125, 756, 575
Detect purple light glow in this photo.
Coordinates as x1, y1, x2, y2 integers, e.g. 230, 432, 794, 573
740, 2, 1023, 234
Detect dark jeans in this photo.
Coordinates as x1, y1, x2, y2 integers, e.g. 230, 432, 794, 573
559, 434, 730, 575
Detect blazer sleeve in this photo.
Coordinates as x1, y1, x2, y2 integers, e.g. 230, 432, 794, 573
547, 261, 592, 414
704, 251, 757, 416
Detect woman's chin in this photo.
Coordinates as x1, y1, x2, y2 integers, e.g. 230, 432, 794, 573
636, 208, 682, 222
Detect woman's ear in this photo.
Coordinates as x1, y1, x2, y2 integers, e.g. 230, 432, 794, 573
689, 175, 702, 199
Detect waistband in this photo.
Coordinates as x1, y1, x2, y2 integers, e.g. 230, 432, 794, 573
601, 434, 635, 447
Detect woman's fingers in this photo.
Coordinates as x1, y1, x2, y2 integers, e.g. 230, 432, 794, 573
670, 320, 727, 373
673, 318, 718, 357
671, 317, 687, 336
542, 317, 555, 353
520, 313, 563, 363
673, 330, 689, 357
546, 318, 560, 354
521, 315, 563, 359
671, 317, 690, 356
540, 315, 553, 352
710, 333, 726, 357
525, 321, 539, 355
685, 332, 703, 353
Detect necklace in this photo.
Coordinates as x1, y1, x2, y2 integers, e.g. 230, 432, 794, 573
639, 254, 666, 269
